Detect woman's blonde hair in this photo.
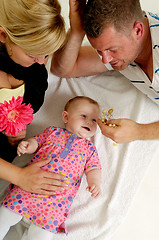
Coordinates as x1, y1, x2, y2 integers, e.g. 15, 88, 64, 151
0, 0, 66, 55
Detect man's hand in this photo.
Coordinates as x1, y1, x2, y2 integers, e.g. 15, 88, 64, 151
97, 118, 142, 143
69, 0, 85, 35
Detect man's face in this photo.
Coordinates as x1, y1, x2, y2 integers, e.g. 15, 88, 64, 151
87, 24, 141, 71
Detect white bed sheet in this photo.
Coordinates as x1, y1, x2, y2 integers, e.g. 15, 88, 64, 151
111, 148, 159, 240
1, 71, 159, 240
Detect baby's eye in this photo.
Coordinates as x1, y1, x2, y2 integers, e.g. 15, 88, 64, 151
81, 114, 86, 118
92, 119, 97, 123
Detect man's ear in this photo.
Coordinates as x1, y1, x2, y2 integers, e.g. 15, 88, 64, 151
133, 21, 144, 40
0, 27, 7, 43
62, 111, 69, 124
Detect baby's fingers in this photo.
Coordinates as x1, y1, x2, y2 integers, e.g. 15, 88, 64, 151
18, 146, 26, 155
86, 185, 101, 198
86, 184, 95, 192
17, 148, 21, 156
17, 141, 28, 156
91, 188, 101, 198
93, 191, 101, 198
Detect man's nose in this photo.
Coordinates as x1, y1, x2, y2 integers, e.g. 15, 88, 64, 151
101, 50, 113, 64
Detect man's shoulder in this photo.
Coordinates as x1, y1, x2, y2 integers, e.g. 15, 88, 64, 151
147, 12, 159, 21
146, 12, 159, 27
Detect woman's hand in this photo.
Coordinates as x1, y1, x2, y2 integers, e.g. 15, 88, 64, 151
16, 158, 68, 195
5, 129, 26, 146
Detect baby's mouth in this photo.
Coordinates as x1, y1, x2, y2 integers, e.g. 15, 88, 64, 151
82, 126, 90, 131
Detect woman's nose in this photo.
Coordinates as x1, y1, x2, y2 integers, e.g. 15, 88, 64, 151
34, 56, 46, 64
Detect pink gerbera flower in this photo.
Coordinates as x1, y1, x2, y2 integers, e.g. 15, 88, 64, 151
0, 96, 34, 136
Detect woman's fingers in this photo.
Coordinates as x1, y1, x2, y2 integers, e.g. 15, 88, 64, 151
17, 158, 69, 195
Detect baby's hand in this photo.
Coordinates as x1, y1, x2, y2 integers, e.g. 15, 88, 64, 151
17, 141, 29, 156
86, 184, 101, 198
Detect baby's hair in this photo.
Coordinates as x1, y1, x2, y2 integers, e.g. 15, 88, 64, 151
64, 96, 99, 111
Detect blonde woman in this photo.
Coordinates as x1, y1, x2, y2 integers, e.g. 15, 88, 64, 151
0, 0, 67, 195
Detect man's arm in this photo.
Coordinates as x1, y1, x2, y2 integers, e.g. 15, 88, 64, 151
51, 0, 107, 78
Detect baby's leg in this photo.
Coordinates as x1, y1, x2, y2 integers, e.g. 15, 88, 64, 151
21, 223, 54, 240
0, 206, 22, 240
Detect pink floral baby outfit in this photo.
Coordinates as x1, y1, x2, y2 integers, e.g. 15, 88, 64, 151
2, 127, 101, 234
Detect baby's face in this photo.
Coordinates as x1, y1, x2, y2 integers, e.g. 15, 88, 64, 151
64, 99, 100, 138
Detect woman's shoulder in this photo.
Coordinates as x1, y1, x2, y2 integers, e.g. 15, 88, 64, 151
0, 70, 24, 89
0, 70, 11, 89
0, 84, 24, 103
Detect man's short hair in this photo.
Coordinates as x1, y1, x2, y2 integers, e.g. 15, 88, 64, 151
80, 0, 144, 37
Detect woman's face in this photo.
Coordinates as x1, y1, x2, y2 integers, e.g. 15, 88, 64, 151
5, 40, 47, 67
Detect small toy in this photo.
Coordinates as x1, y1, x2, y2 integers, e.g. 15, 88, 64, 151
113, 143, 118, 147
101, 109, 107, 123
101, 108, 116, 126
101, 108, 118, 146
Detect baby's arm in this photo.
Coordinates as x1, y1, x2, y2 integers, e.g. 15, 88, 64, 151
86, 168, 101, 198
17, 138, 38, 156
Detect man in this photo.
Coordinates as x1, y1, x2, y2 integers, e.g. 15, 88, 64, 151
51, 0, 159, 143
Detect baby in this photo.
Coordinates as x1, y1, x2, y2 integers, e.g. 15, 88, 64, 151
0, 96, 101, 240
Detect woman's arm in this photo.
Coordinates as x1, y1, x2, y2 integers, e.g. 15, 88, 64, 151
0, 157, 68, 195
5, 129, 26, 146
